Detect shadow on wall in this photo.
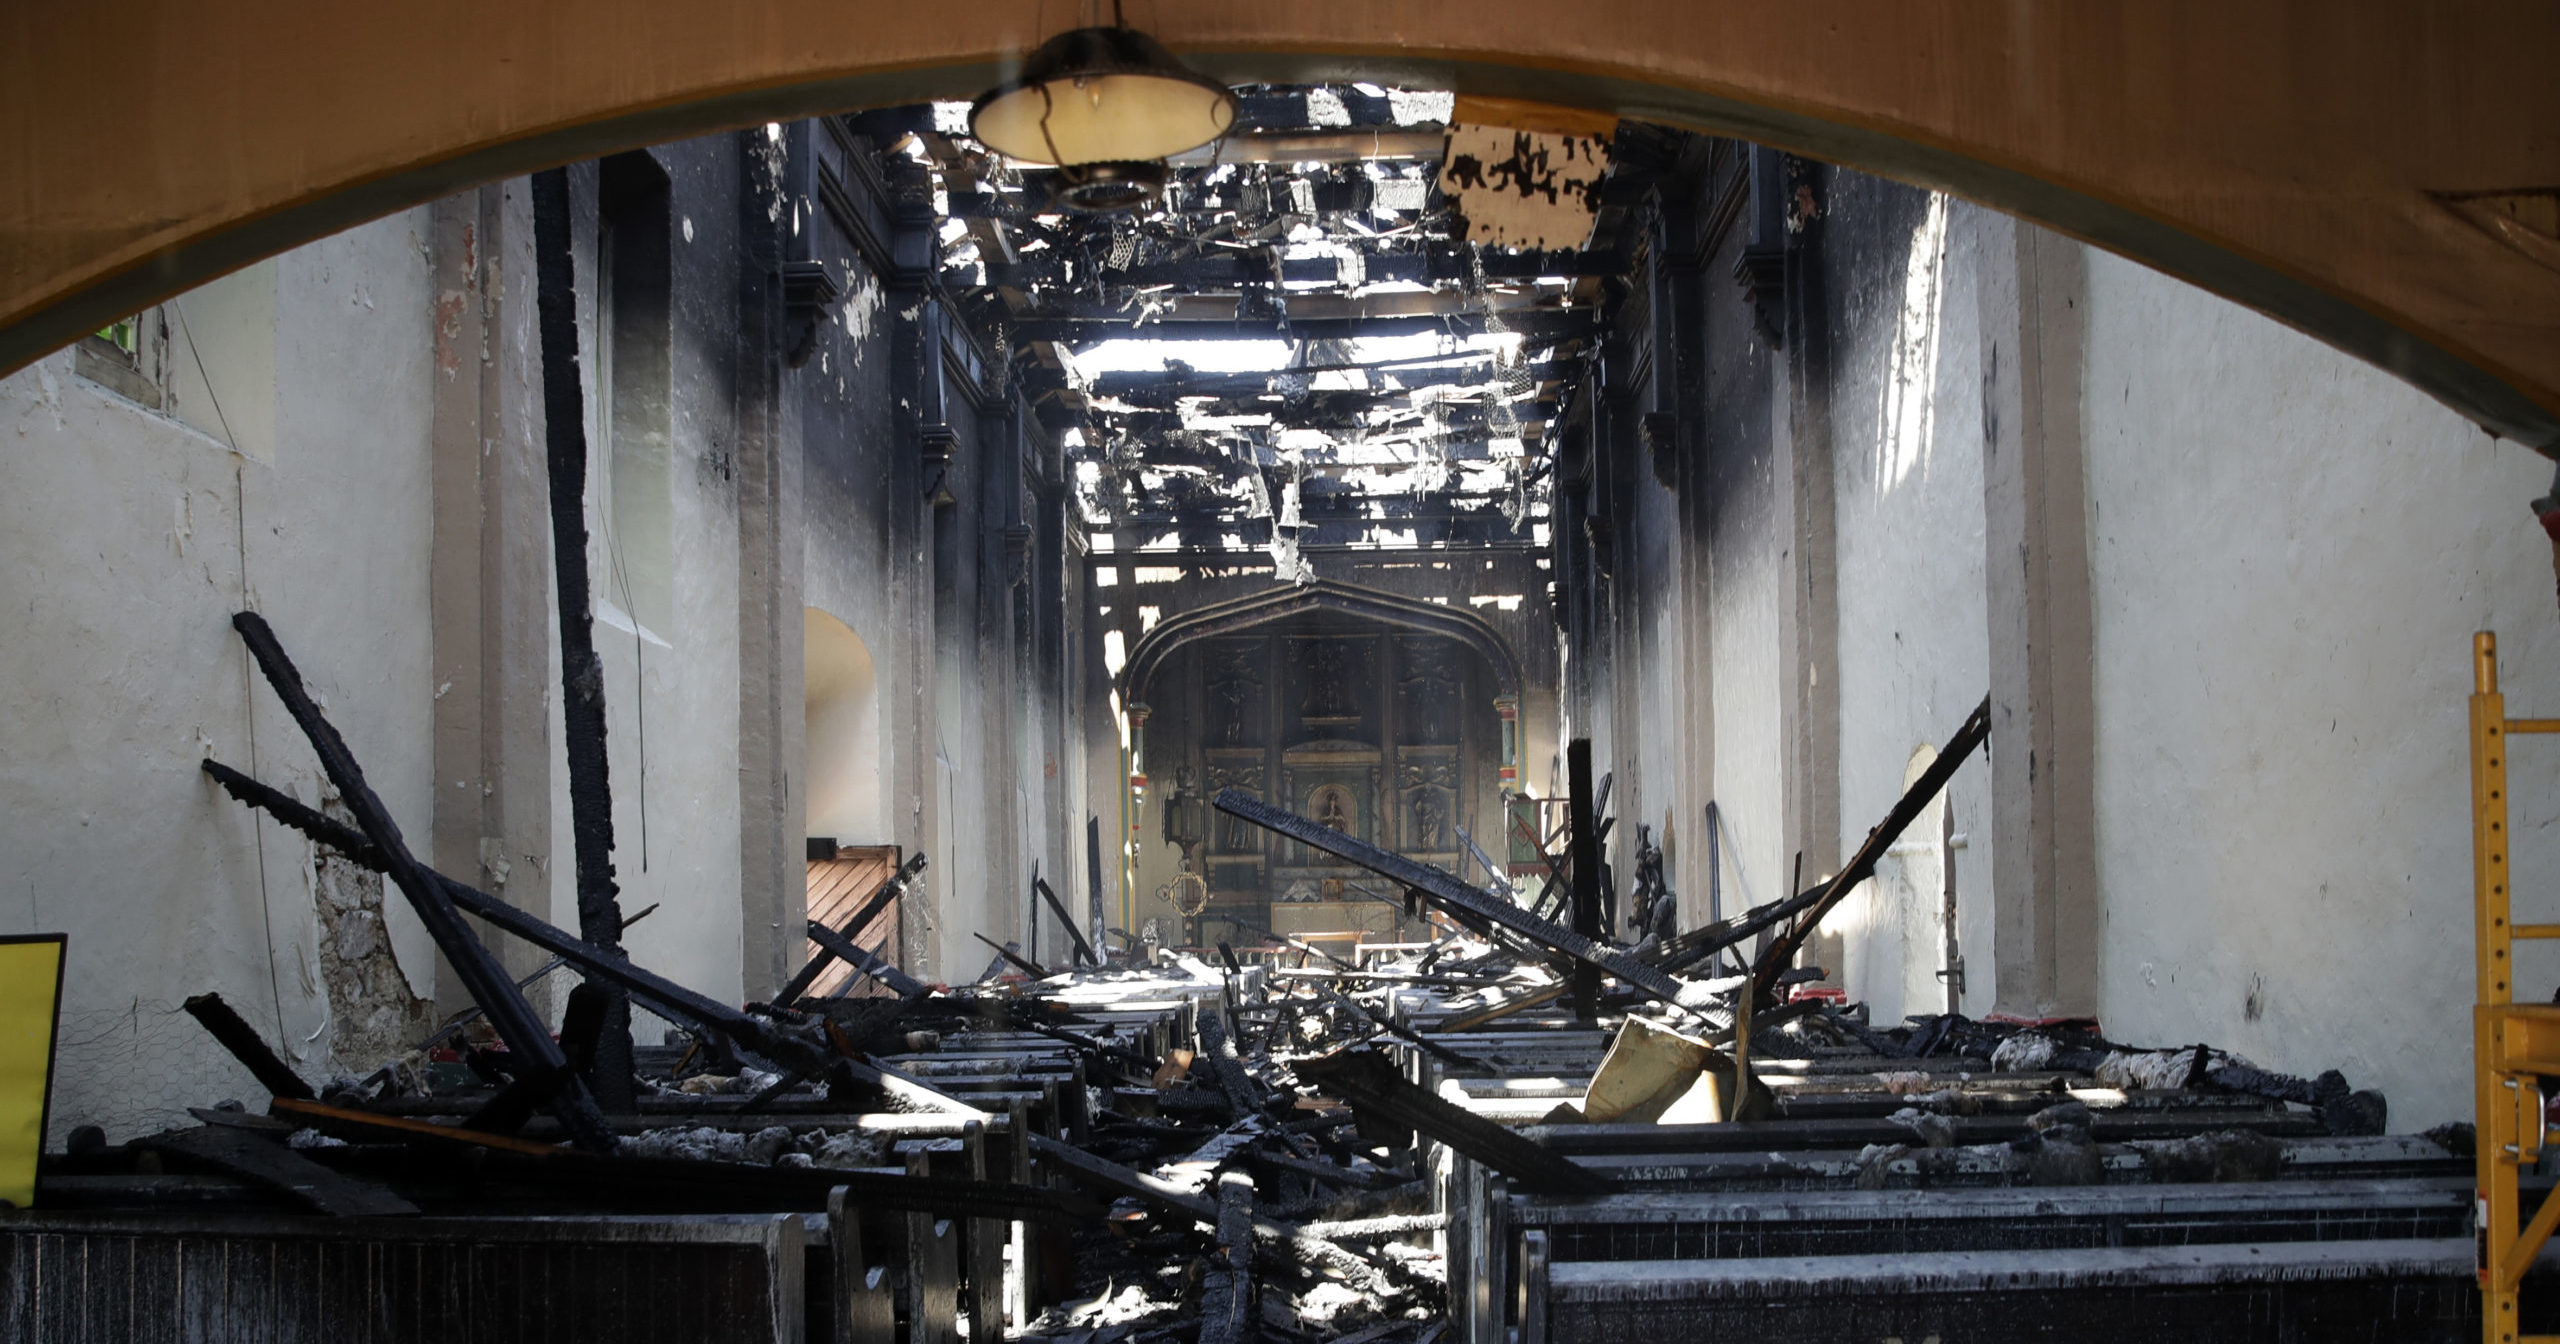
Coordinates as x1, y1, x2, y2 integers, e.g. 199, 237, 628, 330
803, 608, 882, 843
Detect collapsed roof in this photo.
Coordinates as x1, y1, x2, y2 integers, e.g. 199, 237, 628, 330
868, 84, 1664, 559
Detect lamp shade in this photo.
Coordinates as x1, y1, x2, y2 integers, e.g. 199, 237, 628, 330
969, 27, 1237, 168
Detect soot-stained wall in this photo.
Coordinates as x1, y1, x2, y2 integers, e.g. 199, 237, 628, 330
0, 115, 1093, 1139
1566, 139, 2558, 1129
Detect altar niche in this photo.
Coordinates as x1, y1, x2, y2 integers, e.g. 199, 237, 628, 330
1142, 609, 1501, 947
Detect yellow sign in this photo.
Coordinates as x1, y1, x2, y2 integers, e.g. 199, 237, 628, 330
0, 935, 66, 1209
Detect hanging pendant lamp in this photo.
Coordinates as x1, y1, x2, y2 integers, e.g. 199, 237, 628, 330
969, 25, 1237, 211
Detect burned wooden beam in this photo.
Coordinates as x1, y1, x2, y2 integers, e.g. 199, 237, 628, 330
1032, 875, 1098, 967
225, 611, 615, 1152
1316, 987, 1483, 1071
1193, 1009, 1266, 1124
269, 1098, 1085, 1222
1566, 740, 1604, 1018
1292, 1048, 1604, 1196
1428, 983, 1566, 1034
777, 851, 925, 1007
531, 166, 636, 1113
1644, 891, 1799, 975
974, 931, 1050, 979
180, 993, 316, 1102
1199, 1170, 1256, 1344
1211, 788, 1705, 1015
810, 917, 932, 998
1750, 695, 1991, 1002
134, 1124, 418, 1217
201, 755, 979, 1116
1015, 309, 1600, 347
1085, 815, 1109, 966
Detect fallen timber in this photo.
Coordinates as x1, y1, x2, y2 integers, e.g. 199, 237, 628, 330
47, 909, 2489, 1344
775, 849, 926, 1006
225, 610, 616, 1151
1212, 787, 1712, 1018
1630, 693, 1992, 992
1750, 694, 1993, 1003
201, 755, 983, 1118
139, 628, 2460, 1344
533, 165, 638, 1113
1033, 874, 1100, 967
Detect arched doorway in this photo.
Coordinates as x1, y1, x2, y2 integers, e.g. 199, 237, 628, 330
801, 607, 882, 844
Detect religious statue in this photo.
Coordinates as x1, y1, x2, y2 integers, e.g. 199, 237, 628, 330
1208, 647, 1261, 745
1629, 823, 1677, 944
1409, 787, 1446, 851
1301, 641, 1356, 719
1316, 784, 1354, 833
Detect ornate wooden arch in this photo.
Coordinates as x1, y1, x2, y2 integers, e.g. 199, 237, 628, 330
1121, 579, 1524, 705
2, 4, 2557, 447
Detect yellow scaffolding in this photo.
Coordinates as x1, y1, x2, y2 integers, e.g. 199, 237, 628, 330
2474, 631, 2560, 1342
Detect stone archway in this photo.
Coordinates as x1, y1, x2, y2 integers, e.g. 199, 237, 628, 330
4, 4, 2556, 448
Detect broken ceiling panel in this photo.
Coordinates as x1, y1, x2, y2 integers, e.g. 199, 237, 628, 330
897, 85, 1654, 552
1438, 125, 1611, 252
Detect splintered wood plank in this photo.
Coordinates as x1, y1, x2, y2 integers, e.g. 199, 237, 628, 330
135, 1124, 420, 1217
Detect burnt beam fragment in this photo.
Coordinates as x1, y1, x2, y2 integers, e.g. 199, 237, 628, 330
1026, 1135, 1405, 1297
180, 993, 316, 1102
1566, 740, 1604, 1019
810, 917, 933, 998
974, 931, 1050, 979
1293, 1048, 1604, 1196
1033, 875, 1098, 967
1211, 787, 1704, 1015
1200, 1170, 1257, 1344
134, 1125, 417, 1217
200, 753, 908, 1102
225, 611, 615, 1152
530, 166, 636, 1113
775, 851, 925, 1008
1750, 695, 1991, 1003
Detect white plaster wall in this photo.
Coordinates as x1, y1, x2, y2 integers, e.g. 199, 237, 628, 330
1707, 401, 1791, 918
1620, 428, 1694, 918
574, 318, 746, 1024
934, 616, 998, 975
0, 209, 439, 1139
2081, 249, 2560, 1131
1826, 194, 1998, 1025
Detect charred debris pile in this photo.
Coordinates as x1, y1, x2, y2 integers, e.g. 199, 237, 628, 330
33, 617, 2447, 1344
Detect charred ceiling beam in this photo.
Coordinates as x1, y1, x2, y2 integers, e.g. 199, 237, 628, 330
1018, 291, 1586, 325
1165, 129, 1449, 166
1097, 368, 1569, 409
973, 249, 1623, 291
1016, 310, 1600, 346
1230, 88, 1410, 134
1107, 513, 1532, 551
1091, 353, 1572, 396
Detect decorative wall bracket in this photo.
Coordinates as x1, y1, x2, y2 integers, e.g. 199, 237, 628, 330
781, 259, 841, 369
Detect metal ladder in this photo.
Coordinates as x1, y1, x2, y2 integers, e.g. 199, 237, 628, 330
2473, 630, 2560, 1342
